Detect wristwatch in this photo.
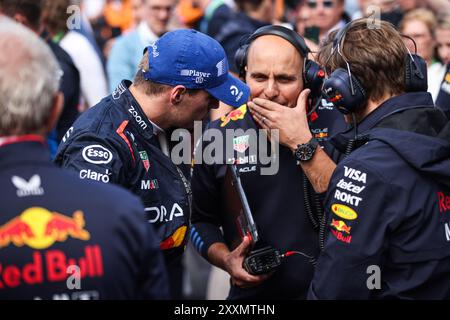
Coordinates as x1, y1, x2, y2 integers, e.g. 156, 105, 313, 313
294, 137, 319, 162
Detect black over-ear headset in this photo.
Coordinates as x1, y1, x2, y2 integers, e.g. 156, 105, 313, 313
234, 25, 325, 101
322, 20, 428, 114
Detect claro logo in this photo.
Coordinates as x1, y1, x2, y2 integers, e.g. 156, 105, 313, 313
82, 145, 113, 164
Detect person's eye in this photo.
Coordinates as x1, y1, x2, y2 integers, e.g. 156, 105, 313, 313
252, 75, 267, 82
277, 77, 295, 84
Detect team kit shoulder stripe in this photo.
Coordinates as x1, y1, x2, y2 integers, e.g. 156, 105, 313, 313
116, 120, 136, 164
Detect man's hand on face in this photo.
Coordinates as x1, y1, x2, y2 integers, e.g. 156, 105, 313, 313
224, 236, 272, 288
248, 89, 313, 151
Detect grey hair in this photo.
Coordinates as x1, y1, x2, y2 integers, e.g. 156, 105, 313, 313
0, 17, 62, 135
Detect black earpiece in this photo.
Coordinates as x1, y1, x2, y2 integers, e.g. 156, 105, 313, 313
405, 53, 428, 92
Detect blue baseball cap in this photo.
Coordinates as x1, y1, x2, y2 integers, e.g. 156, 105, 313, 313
142, 29, 249, 108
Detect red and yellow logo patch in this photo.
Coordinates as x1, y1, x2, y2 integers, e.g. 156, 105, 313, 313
0, 208, 90, 250
220, 105, 247, 127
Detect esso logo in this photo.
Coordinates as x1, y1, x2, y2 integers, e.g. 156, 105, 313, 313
82, 145, 113, 164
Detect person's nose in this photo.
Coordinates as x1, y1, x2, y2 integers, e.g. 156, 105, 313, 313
263, 78, 279, 100
158, 7, 171, 21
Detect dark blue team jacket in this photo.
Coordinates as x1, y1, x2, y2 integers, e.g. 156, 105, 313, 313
309, 92, 450, 299
0, 138, 169, 299
191, 99, 346, 299
55, 81, 191, 263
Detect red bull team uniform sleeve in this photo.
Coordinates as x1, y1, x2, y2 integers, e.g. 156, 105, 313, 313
55, 131, 128, 186
308, 159, 399, 299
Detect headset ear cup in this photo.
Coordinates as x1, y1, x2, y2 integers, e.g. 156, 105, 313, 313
234, 44, 249, 79
351, 75, 366, 99
304, 59, 325, 100
322, 68, 366, 114
404, 54, 428, 92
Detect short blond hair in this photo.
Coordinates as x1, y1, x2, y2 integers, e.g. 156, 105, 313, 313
399, 8, 437, 36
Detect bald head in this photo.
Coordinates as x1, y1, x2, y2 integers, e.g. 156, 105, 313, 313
246, 35, 304, 108
247, 35, 303, 77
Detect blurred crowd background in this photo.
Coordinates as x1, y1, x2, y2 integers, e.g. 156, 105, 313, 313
1, 0, 449, 299
5, 0, 448, 112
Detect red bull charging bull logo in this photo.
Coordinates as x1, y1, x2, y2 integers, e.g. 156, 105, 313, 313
0, 208, 90, 250
220, 105, 247, 127
330, 219, 352, 235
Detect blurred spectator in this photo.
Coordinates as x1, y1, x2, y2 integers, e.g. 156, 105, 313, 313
82, 0, 106, 20
72, 0, 108, 66
215, 0, 274, 75
436, 13, 450, 65
295, 1, 315, 37
195, 0, 234, 38
107, 0, 177, 92
42, 0, 108, 109
350, 0, 371, 20
303, 0, 350, 43
176, 0, 203, 28
435, 13, 450, 117
0, 0, 81, 157
132, 0, 146, 24
400, 8, 446, 102
398, 0, 417, 12
377, 0, 404, 26
104, 0, 135, 32
80, 0, 122, 58
294, 0, 322, 49
373, 0, 450, 27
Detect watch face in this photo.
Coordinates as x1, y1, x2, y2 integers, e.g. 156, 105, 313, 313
296, 145, 314, 161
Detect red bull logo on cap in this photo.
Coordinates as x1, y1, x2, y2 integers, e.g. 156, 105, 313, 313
0, 208, 90, 250
220, 105, 247, 127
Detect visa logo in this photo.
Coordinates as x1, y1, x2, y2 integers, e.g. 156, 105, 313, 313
344, 166, 367, 184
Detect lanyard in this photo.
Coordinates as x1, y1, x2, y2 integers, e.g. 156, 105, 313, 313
175, 166, 192, 207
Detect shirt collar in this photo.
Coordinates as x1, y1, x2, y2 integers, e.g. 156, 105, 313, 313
114, 80, 155, 140
137, 21, 159, 46
148, 119, 164, 135
0, 140, 50, 167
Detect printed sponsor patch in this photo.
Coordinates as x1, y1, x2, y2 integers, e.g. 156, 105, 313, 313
331, 203, 358, 220
82, 145, 113, 165
220, 105, 247, 127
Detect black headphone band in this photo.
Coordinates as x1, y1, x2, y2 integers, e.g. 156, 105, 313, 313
235, 25, 327, 104
332, 21, 354, 51
236, 25, 312, 78
245, 25, 310, 58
